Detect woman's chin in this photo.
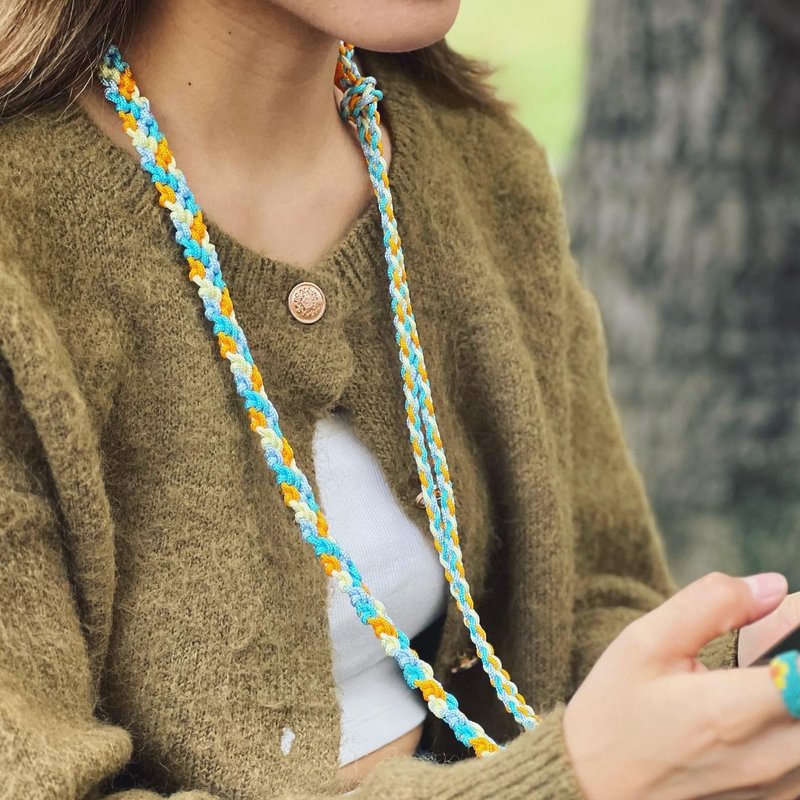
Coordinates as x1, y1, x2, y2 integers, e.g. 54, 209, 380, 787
276, 0, 462, 52
344, 0, 462, 53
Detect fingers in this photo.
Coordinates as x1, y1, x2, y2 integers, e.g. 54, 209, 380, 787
685, 666, 800, 795
707, 713, 800, 799
699, 664, 790, 733
694, 748, 800, 800
624, 572, 788, 662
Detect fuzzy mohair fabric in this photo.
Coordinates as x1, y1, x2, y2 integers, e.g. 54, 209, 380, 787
0, 49, 735, 800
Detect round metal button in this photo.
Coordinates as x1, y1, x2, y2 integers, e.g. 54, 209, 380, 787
288, 281, 326, 324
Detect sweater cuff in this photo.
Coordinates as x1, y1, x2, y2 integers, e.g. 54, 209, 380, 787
357, 704, 586, 800
452, 705, 586, 800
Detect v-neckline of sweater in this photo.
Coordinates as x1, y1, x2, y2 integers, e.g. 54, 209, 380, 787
58, 48, 416, 300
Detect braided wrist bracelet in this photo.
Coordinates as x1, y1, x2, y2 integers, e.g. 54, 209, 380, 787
770, 650, 800, 719
97, 42, 540, 757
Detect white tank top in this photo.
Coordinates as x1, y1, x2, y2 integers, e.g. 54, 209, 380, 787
311, 411, 449, 766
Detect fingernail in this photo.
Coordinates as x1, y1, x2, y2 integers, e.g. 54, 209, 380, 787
743, 572, 788, 601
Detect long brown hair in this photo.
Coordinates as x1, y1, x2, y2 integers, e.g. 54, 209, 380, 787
0, 0, 509, 118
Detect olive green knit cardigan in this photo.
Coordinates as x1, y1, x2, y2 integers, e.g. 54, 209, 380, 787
0, 50, 735, 800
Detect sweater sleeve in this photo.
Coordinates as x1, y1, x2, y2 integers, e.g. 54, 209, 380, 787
460, 107, 738, 685
559, 213, 738, 690
481, 105, 741, 682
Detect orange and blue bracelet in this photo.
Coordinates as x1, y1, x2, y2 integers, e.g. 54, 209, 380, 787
770, 650, 800, 719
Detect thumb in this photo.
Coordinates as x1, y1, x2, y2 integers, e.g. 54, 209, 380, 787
629, 571, 788, 662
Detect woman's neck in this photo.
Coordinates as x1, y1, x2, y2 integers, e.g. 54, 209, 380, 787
122, 0, 345, 176
79, 0, 390, 266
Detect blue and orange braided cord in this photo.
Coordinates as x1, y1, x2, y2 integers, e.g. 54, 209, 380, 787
336, 44, 539, 730
97, 42, 539, 756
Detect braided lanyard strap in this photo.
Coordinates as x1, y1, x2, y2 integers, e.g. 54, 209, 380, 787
97, 43, 539, 756
335, 44, 539, 730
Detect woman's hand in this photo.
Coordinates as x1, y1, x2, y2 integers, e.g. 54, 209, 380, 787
563, 572, 800, 800
739, 589, 800, 668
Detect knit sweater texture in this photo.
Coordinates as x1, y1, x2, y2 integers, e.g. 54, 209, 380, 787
0, 49, 736, 800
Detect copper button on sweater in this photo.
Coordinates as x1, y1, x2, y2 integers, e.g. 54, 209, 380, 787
288, 281, 326, 323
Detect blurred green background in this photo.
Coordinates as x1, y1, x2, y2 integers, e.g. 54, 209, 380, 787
448, 0, 589, 167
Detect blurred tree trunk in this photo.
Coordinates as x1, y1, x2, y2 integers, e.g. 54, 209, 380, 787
564, 1, 800, 585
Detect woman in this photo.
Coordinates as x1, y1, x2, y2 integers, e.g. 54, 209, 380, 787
0, 1, 799, 798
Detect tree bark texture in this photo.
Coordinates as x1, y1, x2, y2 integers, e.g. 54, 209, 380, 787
564, 1, 800, 584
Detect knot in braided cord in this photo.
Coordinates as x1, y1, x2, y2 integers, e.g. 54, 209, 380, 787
336, 42, 383, 125
339, 75, 383, 124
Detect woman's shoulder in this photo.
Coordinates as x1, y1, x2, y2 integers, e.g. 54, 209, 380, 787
365, 49, 569, 259
0, 107, 59, 302
362, 50, 550, 157
0, 103, 78, 310
363, 49, 574, 309
0, 101, 72, 193
0, 102, 132, 438
0, 101, 86, 264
